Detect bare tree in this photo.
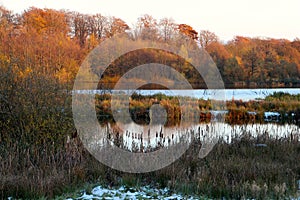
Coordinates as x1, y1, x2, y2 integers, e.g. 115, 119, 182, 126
88, 14, 108, 40
199, 30, 219, 48
135, 14, 158, 40
69, 12, 90, 47
158, 17, 177, 42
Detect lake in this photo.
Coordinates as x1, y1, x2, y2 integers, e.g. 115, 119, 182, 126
89, 122, 300, 153
75, 87, 300, 153
74, 88, 300, 101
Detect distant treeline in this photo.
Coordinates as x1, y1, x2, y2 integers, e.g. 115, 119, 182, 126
0, 6, 299, 88
1, 6, 300, 198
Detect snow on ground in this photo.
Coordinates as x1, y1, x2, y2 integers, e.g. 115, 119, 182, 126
66, 185, 199, 200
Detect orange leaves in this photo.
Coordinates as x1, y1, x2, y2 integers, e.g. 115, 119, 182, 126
23, 7, 69, 35
0, 7, 83, 84
178, 24, 198, 40
106, 17, 129, 38
138, 14, 157, 28
0, 5, 299, 88
206, 42, 230, 60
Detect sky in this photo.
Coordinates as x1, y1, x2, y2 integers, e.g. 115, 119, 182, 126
1, 0, 299, 42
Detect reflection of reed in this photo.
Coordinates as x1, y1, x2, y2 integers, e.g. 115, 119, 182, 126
88, 122, 300, 153
106, 123, 220, 153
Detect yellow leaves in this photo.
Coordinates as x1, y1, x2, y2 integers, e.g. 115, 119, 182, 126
23, 7, 69, 35
33, 14, 47, 31
0, 54, 10, 64
55, 68, 68, 83
18, 67, 33, 78
25, 67, 33, 74
235, 56, 243, 66
87, 34, 99, 50
101, 99, 111, 110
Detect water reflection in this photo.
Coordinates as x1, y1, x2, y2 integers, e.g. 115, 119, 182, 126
90, 122, 300, 153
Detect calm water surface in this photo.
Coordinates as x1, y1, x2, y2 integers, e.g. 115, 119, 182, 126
89, 122, 300, 152
75, 88, 300, 101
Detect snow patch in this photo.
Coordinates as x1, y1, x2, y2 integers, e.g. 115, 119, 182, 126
69, 185, 198, 200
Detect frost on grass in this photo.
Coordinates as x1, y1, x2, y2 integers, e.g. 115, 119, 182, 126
70, 185, 198, 200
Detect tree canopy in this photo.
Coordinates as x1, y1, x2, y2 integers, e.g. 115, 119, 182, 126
0, 6, 299, 88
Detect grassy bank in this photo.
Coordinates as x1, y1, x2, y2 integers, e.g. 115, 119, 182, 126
1, 82, 300, 198
1, 131, 300, 199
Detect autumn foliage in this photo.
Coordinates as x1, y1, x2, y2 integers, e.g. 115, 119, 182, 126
0, 6, 300, 199
0, 6, 299, 88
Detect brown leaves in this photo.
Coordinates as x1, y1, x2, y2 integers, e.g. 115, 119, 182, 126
178, 24, 198, 40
